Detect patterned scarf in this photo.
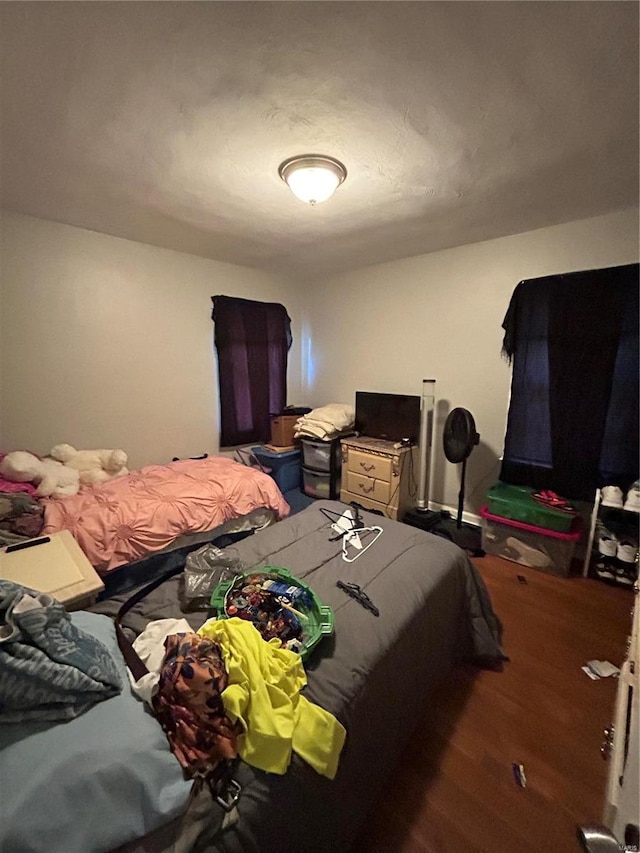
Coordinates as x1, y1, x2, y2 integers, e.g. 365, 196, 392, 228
152, 632, 239, 779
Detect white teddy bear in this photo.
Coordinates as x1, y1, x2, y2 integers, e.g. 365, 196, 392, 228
0, 451, 80, 498
49, 444, 129, 485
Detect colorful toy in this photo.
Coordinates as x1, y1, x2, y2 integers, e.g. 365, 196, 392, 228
210, 567, 333, 661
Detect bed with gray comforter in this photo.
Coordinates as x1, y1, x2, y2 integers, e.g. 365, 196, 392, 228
96, 499, 505, 853
0, 500, 504, 853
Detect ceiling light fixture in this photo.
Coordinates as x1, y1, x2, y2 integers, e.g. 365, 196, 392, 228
278, 154, 347, 205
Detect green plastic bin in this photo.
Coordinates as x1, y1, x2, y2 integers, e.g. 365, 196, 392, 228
210, 565, 334, 662
486, 482, 577, 533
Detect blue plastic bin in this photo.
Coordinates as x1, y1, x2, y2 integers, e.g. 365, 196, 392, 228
251, 446, 301, 492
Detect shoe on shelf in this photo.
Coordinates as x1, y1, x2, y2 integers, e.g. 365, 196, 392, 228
597, 528, 618, 558
623, 480, 640, 512
601, 485, 624, 509
614, 563, 638, 587
593, 559, 616, 582
616, 538, 639, 565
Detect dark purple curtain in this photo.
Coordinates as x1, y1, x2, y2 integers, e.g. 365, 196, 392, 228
500, 263, 639, 501
211, 296, 292, 447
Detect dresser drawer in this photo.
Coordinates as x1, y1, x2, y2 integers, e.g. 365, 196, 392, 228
301, 466, 341, 500
346, 471, 391, 503
346, 448, 393, 482
301, 440, 334, 472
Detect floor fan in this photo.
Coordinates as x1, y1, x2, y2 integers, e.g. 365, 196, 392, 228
443, 408, 480, 529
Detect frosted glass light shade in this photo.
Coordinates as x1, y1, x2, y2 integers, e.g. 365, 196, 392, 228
278, 155, 347, 205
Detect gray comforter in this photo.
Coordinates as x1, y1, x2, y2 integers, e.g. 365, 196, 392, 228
94, 500, 505, 853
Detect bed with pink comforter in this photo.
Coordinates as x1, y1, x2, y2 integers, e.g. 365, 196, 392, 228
42, 456, 290, 573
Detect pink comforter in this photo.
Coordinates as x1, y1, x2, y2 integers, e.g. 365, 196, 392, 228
42, 456, 290, 573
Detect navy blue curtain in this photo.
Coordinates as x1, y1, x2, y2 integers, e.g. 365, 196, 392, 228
500, 263, 639, 501
212, 296, 292, 447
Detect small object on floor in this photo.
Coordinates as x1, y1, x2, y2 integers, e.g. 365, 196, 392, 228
582, 665, 601, 680
585, 660, 620, 678
516, 574, 528, 584
336, 581, 379, 616
512, 762, 527, 788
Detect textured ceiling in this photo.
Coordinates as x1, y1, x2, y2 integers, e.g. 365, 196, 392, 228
1, 2, 638, 278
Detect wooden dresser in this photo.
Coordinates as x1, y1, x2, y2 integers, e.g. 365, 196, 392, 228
339, 436, 418, 520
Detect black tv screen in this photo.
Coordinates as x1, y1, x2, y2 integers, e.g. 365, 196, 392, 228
355, 391, 421, 443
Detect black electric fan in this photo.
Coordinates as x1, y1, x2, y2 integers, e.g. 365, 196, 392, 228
443, 408, 480, 529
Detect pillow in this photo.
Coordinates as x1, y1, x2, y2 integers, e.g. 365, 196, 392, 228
0, 611, 192, 853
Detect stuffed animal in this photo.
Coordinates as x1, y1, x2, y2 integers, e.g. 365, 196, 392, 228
49, 444, 129, 485
0, 451, 80, 498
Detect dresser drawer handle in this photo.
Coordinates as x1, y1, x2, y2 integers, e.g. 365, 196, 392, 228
359, 462, 375, 473
358, 482, 375, 494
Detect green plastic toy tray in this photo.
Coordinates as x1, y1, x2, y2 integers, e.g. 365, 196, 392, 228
486, 482, 577, 533
209, 565, 334, 662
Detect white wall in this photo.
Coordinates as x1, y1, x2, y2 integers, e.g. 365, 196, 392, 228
300, 208, 640, 517
0, 212, 301, 467
2, 207, 637, 511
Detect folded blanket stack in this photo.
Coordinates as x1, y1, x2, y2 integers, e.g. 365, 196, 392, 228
294, 403, 355, 441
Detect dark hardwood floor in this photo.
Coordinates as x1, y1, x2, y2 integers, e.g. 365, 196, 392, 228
353, 554, 634, 853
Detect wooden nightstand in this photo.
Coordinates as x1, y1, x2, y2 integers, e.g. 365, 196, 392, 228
0, 530, 104, 611
340, 436, 418, 520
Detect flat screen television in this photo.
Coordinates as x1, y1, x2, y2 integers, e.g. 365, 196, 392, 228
355, 391, 421, 444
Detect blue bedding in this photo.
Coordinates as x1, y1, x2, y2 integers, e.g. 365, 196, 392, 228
0, 611, 192, 853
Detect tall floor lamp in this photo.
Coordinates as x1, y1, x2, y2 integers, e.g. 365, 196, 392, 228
417, 378, 436, 512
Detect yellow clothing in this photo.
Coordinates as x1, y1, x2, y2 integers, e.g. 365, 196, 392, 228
198, 617, 345, 779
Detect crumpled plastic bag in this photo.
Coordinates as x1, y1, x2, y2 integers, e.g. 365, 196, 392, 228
181, 545, 245, 612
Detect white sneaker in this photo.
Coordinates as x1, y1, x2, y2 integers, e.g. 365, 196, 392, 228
623, 481, 640, 513
598, 529, 618, 558
615, 564, 638, 586
594, 560, 616, 581
601, 486, 624, 508
616, 538, 638, 565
